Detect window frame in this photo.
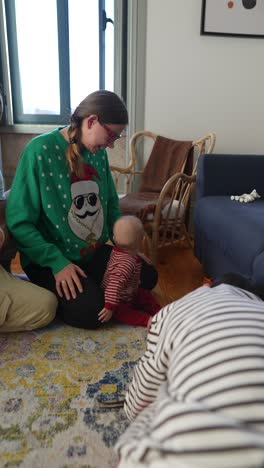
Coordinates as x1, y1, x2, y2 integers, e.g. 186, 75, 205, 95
1, 0, 126, 125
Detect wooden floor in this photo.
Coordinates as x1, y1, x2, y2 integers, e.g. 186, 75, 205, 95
11, 243, 204, 308
154, 243, 204, 307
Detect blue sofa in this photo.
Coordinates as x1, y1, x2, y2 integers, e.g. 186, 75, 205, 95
194, 154, 264, 286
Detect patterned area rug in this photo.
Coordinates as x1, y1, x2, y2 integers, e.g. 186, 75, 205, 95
0, 319, 147, 468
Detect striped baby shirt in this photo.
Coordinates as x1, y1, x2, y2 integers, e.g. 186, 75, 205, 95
101, 246, 142, 311
116, 284, 264, 467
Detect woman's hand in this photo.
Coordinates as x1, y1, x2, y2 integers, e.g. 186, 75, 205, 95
55, 263, 87, 300
98, 307, 113, 323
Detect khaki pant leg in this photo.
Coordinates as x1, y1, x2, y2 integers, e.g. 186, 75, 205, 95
0, 266, 57, 332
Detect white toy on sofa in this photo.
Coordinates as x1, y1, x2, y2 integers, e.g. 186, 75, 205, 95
230, 189, 261, 203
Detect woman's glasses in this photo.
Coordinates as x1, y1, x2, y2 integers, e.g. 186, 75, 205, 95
100, 122, 122, 145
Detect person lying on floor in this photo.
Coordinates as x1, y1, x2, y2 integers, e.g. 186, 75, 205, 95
116, 273, 264, 468
0, 169, 57, 332
99, 215, 160, 327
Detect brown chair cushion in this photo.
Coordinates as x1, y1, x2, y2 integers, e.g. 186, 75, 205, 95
139, 136, 193, 193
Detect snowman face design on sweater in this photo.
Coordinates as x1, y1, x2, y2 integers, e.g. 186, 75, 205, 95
68, 177, 104, 244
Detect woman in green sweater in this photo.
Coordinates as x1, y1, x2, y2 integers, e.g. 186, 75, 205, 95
6, 91, 158, 329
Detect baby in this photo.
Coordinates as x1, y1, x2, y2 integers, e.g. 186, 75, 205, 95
99, 215, 160, 328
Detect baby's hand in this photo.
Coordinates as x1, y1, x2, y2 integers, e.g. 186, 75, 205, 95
98, 307, 113, 323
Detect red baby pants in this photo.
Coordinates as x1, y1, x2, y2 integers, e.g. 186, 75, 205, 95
113, 288, 160, 327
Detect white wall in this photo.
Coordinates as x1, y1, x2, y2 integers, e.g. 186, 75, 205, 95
145, 0, 264, 153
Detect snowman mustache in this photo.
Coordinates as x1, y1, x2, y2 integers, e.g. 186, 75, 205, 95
76, 208, 99, 219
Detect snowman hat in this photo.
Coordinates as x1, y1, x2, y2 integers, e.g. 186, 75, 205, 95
71, 164, 101, 199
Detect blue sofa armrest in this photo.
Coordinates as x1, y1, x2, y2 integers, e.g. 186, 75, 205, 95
196, 154, 264, 201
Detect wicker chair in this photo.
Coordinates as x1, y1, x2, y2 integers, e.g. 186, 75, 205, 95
111, 131, 216, 264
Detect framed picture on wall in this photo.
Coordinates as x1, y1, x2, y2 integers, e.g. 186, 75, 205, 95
201, 0, 264, 38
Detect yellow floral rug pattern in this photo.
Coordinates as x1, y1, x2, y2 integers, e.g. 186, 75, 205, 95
0, 319, 147, 468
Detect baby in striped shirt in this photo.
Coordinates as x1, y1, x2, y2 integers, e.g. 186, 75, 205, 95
99, 215, 160, 327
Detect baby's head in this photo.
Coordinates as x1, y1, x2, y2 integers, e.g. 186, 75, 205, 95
113, 216, 144, 252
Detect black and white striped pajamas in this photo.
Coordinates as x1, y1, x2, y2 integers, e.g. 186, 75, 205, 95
116, 284, 264, 467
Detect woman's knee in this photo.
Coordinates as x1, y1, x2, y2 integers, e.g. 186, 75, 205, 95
61, 303, 102, 329
63, 314, 101, 329
58, 282, 105, 329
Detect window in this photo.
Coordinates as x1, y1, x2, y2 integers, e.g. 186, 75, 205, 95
0, 0, 127, 125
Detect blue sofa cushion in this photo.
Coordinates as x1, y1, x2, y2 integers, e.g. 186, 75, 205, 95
195, 196, 264, 276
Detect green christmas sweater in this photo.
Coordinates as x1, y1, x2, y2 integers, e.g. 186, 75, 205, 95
6, 128, 120, 274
